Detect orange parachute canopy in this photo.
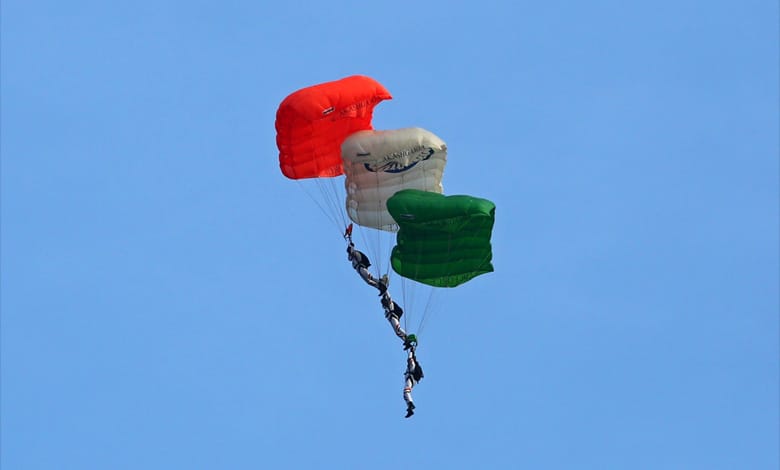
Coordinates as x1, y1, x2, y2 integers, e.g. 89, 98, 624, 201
275, 75, 392, 180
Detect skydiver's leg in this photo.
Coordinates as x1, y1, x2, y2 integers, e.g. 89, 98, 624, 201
357, 266, 378, 287
357, 267, 388, 295
403, 377, 414, 403
403, 376, 415, 418
386, 313, 407, 341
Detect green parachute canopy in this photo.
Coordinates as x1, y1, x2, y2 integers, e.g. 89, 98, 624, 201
387, 189, 496, 288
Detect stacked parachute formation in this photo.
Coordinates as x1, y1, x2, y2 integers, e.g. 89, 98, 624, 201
275, 75, 496, 418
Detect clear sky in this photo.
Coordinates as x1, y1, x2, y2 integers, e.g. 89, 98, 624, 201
2, 1, 778, 469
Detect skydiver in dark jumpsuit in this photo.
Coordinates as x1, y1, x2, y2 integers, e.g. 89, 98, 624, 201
402, 337, 423, 418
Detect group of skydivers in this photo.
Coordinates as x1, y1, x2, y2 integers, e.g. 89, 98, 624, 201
345, 225, 424, 418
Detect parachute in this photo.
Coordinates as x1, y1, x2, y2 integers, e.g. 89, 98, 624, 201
276, 75, 392, 180
276, 75, 496, 419
275, 75, 391, 230
387, 189, 495, 288
342, 128, 447, 232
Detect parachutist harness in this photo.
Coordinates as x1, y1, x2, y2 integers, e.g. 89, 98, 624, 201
347, 245, 371, 270
404, 339, 424, 383
382, 296, 404, 320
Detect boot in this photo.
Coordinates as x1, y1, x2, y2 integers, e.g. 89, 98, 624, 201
405, 402, 415, 418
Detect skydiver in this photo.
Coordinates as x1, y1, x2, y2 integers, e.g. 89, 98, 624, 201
346, 242, 388, 295
402, 336, 424, 418
380, 292, 407, 342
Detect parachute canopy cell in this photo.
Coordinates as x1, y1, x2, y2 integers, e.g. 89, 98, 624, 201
387, 189, 496, 288
276, 75, 392, 180
342, 128, 447, 232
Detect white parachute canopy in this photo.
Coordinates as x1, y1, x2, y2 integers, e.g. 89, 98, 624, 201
341, 128, 447, 231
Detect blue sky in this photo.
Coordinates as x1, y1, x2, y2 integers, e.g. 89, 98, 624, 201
2, 1, 778, 469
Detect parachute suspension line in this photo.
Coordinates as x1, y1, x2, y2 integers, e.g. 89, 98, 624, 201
354, 225, 375, 277
393, 201, 413, 337
359, 167, 391, 279
316, 177, 350, 230
419, 162, 441, 333
416, 288, 439, 337
401, 192, 427, 336
377, 167, 397, 279
416, 215, 453, 337
401, 275, 412, 333
378, 168, 394, 277
413, 294, 434, 338
417, 231, 452, 336
392, 168, 409, 334
295, 180, 339, 233
296, 178, 348, 240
